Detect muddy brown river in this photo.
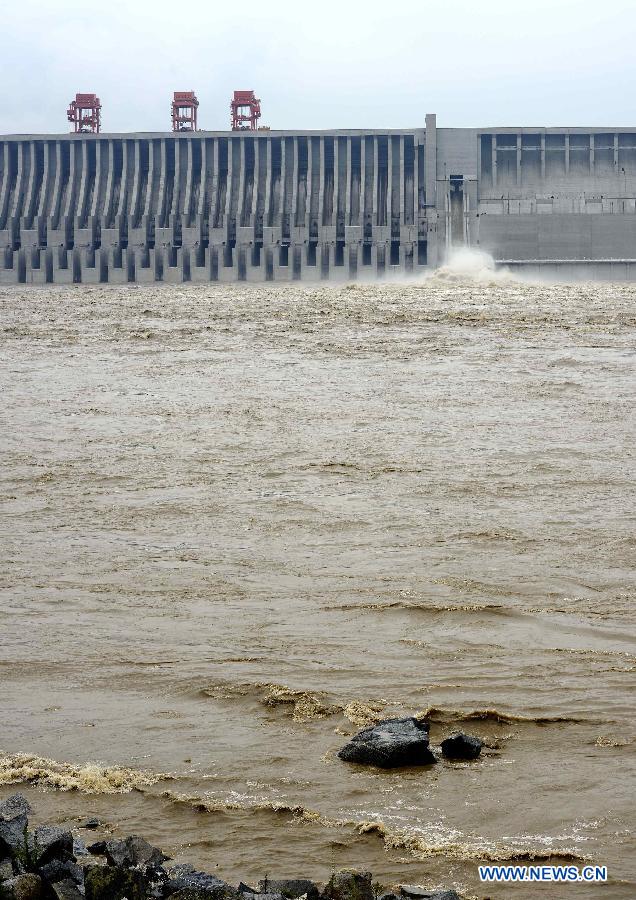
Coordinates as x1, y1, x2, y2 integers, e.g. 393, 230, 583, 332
0, 269, 635, 899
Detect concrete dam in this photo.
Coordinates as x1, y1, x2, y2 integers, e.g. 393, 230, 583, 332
3, 113, 636, 284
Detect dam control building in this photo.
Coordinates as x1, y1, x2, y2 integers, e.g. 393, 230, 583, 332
2, 114, 636, 284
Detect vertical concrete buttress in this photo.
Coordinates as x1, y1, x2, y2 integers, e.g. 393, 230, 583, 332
425, 113, 438, 266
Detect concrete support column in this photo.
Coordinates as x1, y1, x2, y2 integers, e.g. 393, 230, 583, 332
372, 136, 379, 225
0, 143, 11, 231
183, 137, 194, 222
516, 134, 522, 185
128, 140, 141, 225
264, 138, 273, 228
197, 138, 208, 219
345, 136, 352, 226
491, 135, 497, 188
236, 137, 246, 227
399, 135, 406, 227
305, 137, 313, 232
8, 142, 26, 246
103, 139, 116, 226
48, 141, 62, 234
540, 133, 546, 179
143, 139, 154, 218
291, 137, 299, 229
88, 140, 100, 219
170, 139, 181, 218
425, 113, 437, 206
250, 137, 260, 226
63, 140, 77, 223
39, 141, 51, 220
318, 138, 326, 226
209, 139, 220, 227
387, 135, 393, 230
279, 136, 287, 232
333, 137, 340, 229
224, 138, 235, 229
565, 134, 570, 175
156, 139, 168, 227
425, 113, 438, 266
360, 137, 367, 229
614, 133, 619, 169
22, 142, 37, 226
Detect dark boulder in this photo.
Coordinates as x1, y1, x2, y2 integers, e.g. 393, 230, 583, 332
37, 858, 83, 886
72, 838, 87, 859
84, 864, 148, 900
0, 795, 31, 854
0, 873, 43, 900
104, 835, 167, 869
164, 864, 236, 898
260, 880, 319, 900
237, 884, 257, 894
337, 718, 436, 768
32, 826, 74, 866
323, 871, 374, 900
440, 733, 482, 760
83, 819, 100, 830
86, 841, 107, 856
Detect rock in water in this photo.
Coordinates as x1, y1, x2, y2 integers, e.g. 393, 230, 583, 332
337, 718, 436, 768
324, 871, 374, 900
440, 733, 483, 760
0, 794, 31, 853
104, 835, 167, 869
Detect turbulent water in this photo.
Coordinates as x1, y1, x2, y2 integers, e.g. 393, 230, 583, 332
1, 268, 635, 899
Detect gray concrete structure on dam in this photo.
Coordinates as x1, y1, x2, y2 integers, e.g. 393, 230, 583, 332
2, 116, 636, 284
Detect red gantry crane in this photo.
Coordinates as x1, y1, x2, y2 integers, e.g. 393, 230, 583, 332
171, 91, 199, 132
67, 94, 102, 133
230, 90, 261, 131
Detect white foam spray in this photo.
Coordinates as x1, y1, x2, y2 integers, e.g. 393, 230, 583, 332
432, 247, 518, 284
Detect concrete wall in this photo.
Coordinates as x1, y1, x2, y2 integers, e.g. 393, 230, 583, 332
0, 129, 430, 284
1, 119, 636, 284
475, 128, 636, 270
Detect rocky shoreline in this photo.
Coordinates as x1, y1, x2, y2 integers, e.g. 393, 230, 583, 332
0, 792, 462, 900
0, 719, 484, 899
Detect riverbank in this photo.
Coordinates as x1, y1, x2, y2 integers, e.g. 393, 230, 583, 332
0, 793, 460, 900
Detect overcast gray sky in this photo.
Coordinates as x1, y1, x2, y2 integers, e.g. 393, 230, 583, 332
3, 0, 634, 134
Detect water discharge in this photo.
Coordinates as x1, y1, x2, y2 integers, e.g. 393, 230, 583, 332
0, 274, 635, 899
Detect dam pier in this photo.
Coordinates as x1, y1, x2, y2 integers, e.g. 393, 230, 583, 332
3, 114, 636, 284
